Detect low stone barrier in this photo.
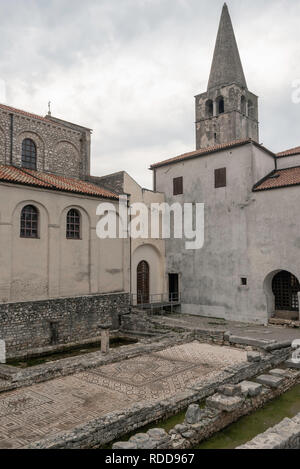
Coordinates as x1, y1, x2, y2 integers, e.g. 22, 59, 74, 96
112, 367, 300, 450
25, 346, 291, 449
237, 413, 300, 449
0, 332, 194, 393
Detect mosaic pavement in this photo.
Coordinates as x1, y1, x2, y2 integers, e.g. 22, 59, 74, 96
0, 342, 246, 448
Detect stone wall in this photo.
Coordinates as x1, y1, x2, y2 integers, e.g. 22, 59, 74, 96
0, 292, 129, 357
237, 412, 300, 449
113, 365, 300, 450
0, 105, 90, 179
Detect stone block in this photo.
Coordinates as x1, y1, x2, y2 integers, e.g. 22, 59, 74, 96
185, 404, 202, 424
129, 433, 154, 449
285, 360, 300, 370
0, 340, 5, 364
112, 441, 137, 450
269, 369, 291, 378
239, 380, 263, 397
206, 393, 244, 412
229, 335, 275, 348
147, 428, 168, 442
218, 384, 241, 397
256, 374, 285, 388
247, 351, 261, 362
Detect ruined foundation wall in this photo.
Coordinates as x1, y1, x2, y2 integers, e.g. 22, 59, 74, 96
0, 292, 130, 357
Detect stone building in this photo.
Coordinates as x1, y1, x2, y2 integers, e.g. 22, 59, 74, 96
0, 104, 166, 357
151, 3, 300, 324
1, 3, 300, 358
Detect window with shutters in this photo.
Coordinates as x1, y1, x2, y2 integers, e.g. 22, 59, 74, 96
173, 177, 183, 195
214, 168, 226, 188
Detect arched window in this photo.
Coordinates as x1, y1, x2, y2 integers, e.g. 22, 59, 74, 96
248, 100, 254, 118
241, 96, 246, 114
21, 139, 37, 170
20, 205, 38, 238
66, 209, 81, 239
216, 96, 225, 114
205, 100, 213, 117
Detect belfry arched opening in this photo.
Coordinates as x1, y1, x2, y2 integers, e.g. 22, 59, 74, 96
272, 270, 300, 320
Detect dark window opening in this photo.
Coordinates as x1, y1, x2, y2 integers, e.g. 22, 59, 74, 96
217, 96, 225, 114
205, 100, 213, 117
241, 278, 247, 286
20, 205, 38, 238
169, 273, 179, 302
66, 209, 81, 239
22, 138, 37, 170
215, 168, 227, 188
241, 96, 246, 114
173, 177, 183, 196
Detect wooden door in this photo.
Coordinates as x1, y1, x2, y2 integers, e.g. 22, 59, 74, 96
137, 261, 149, 304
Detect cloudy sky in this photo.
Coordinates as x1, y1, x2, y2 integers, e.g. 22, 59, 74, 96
0, 0, 299, 188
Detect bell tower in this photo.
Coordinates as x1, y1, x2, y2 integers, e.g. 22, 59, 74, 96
195, 3, 259, 149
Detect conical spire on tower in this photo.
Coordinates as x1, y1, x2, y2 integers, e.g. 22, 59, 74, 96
207, 3, 247, 90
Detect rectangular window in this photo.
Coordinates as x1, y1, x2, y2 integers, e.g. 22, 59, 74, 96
173, 177, 183, 195
241, 278, 248, 286
215, 168, 226, 188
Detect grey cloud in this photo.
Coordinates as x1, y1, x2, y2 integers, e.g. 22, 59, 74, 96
0, 0, 299, 187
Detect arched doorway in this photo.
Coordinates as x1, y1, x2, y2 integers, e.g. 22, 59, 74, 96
137, 260, 149, 304
272, 270, 300, 319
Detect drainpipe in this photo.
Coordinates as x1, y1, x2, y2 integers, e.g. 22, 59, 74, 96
9, 113, 13, 165
128, 198, 132, 308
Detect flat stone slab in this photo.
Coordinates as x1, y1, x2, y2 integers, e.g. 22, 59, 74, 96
239, 380, 263, 397
229, 335, 276, 348
256, 374, 285, 388
112, 441, 138, 450
269, 368, 291, 378
206, 393, 244, 412
285, 360, 300, 370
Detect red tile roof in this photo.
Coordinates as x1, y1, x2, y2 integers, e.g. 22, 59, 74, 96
0, 103, 50, 123
277, 146, 300, 157
0, 165, 118, 199
253, 166, 300, 191
150, 139, 274, 169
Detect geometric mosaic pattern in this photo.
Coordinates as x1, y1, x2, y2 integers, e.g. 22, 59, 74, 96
0, 342, 246, 449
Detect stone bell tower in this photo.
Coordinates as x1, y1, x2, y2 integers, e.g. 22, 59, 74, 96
195, 3, 259, 150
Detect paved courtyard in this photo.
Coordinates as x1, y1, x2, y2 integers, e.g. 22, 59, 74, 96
151, 314, 300, 342
0, 342, 246, 448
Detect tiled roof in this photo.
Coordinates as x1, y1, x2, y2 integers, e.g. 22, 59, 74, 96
150, 139, 274, 169
277, 146, 300, 157
253, 166, 300, 191
0, 103, 50, 123
0, 165, 118, 199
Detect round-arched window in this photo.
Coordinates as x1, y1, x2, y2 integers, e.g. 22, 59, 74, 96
22, 139, 37, 170
66, 209, 81, 239
20, 205, 38, 238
